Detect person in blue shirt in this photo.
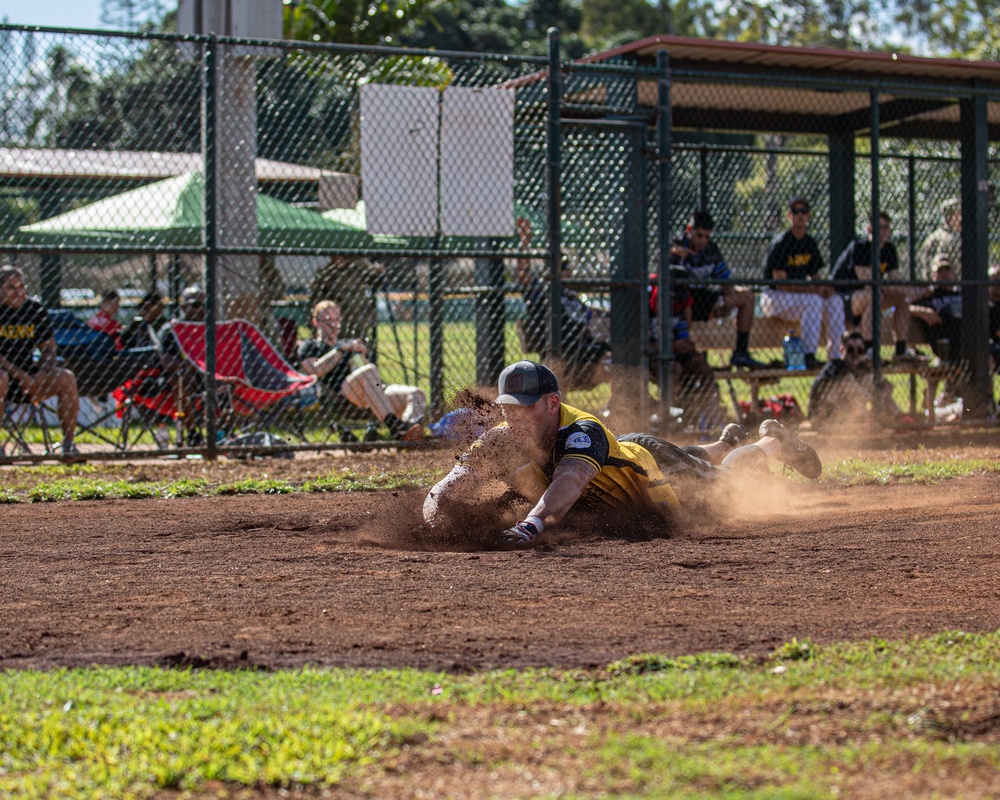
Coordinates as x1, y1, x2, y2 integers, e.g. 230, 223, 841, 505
670, 210, 764, 370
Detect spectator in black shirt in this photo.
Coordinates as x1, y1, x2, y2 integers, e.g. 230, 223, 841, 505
0, 265, 80, 456
761, 197, 844, 367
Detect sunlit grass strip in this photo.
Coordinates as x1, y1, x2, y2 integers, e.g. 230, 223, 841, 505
1, 632, 998, 798
301, 468, 439, 493
1, 469, 444, 503
825, 457, 1000, 485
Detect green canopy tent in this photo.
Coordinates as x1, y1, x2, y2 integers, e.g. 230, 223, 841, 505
17, 172, 374, 250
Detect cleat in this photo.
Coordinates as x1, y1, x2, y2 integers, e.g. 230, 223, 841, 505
719, 423, 750, 448
804, 353, 825, 370
758, 419, 821, 479
730, 350, 767, 370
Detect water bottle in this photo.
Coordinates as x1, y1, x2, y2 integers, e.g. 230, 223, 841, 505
783, 330, 806, 371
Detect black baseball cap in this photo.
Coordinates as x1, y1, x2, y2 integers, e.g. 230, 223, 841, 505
496, 360, 560, 406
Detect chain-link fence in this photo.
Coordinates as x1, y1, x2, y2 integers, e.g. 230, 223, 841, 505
1, 25, 998, 462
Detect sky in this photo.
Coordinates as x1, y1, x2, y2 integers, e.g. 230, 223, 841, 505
0, 0, 114, 31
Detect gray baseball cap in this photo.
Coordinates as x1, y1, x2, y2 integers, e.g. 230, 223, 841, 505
496, 360, 560, 406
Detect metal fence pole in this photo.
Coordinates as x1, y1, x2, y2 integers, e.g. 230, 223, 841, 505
870, 87, 882, 395
907, 153, 916, 279
655, 49, 674, 424
203, 36, 219, 459
546, 27, 563, 361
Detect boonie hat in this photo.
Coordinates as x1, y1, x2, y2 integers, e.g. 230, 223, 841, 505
496, 360, 560, 406
181, 285, 205, 304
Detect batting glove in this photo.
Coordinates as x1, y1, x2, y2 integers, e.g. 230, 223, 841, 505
501, 516, 543, 547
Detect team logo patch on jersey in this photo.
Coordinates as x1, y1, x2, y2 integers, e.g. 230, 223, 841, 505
566, 432, 592, 450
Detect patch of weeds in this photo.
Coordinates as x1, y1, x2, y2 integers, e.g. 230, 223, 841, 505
829, 457, 1000, 485
302, 468, 438, 493
0, 489, 20, 504
770, 637, 818, 662
161, 479, 210, 498
27, 482, 73, 502
608, 652, 745, 676
115, 482, 161, 500
213, 478, 294, 496
69, 481, 113, 501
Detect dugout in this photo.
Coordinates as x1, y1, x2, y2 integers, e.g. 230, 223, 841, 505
552, 34, 1000, 421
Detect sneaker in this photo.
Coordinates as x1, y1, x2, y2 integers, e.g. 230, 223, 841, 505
185, 429, 206, 448
719, 423, 750, 448
893, 349, 931, 364
730, 350, 767, 370
336, 425, 359, 444
61, 441, 85, 462
804, 353, 825, 370
363, 421, 382, 442
758, 419, 822, 479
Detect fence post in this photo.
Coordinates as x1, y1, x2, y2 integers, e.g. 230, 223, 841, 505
655, 48, 674, 424
907, 153, 916, 280
869, 87, 882, 399
546, 27, 563, 361
959, 90, 992, 418
203, 36, 219, 459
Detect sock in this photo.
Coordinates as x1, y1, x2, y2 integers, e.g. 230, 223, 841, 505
895, 341, 907, 356
735, 331, 750, 353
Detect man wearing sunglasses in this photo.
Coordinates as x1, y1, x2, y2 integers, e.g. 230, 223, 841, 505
807, 331, 907, 430
761, 197, 845, 368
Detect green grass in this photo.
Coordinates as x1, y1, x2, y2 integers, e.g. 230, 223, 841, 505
0, 466, 444, 503
2, 448, 998, 504
2, 631, 998, 798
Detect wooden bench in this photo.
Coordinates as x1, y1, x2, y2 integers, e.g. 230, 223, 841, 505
688, 315, 949, 417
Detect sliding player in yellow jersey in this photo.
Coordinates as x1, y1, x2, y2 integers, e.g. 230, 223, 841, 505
422, 360, 821, 548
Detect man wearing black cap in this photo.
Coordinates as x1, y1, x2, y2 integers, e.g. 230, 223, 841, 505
422, 359, 821, 548
761, 197, 845, 367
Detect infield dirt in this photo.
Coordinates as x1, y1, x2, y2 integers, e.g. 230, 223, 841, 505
2, 441, 999, 672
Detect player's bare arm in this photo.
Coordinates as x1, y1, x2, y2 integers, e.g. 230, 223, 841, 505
527, 458, 599, 528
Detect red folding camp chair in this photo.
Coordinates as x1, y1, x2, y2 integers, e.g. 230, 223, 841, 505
165, 319, 317, 445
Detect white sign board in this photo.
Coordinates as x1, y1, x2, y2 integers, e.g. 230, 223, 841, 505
440, 87, 515, 237
360, 84, 439, 236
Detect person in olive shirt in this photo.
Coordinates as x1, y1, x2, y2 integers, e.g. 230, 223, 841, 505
0, 265, 80, 456
760, 197, 845, 367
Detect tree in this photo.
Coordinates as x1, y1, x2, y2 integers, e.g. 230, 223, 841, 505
283, 0, 443, 45
100, 0, 169, 32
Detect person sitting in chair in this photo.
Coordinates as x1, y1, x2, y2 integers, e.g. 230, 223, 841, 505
298, 300, 425, 441
120, 291, 165, 351
157, 285, 210, 446
86, 289, 124, 350
0, 265, 80, 457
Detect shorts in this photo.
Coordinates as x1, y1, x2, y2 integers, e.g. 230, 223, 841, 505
691, 287, 722, 321
617, 432, 716, 481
